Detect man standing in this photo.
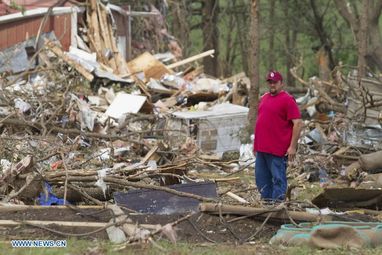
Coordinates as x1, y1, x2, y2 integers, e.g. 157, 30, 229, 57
254, 70, 303, 201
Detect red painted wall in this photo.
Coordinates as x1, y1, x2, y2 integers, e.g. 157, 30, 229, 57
0, 13, 72, 51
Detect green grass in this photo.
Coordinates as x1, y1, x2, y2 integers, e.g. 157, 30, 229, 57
2, 238, 382, 255
293, 183, 324, 201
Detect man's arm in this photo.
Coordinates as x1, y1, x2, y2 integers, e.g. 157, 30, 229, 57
286, 119, 304, 161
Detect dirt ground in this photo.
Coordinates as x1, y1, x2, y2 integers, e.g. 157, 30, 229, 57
0, 207, 278, 244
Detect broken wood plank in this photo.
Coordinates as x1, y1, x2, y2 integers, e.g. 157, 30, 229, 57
140, 145, 159, 164
333, 146, 351, 156
0, 219, 159, 230
127, 52, 172, 80
213, 177, 240, 182
97, 2, 117, 71
45, 39, 94, 81
166, 49, 215, 69
0, 205, 103, 212
88, 0, 104, 62
99, 3, 129, 76
0, 220, 107, 228
226, 192, 249, 204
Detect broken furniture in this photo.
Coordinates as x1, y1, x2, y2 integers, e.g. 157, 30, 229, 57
166, 103, 249, 155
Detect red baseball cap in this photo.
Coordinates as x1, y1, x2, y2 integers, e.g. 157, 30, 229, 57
266, 71, 283, 82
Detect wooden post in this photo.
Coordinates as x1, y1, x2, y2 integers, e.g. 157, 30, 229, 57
126, 5, 132, 60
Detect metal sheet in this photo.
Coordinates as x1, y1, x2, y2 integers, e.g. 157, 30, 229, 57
114, 182, 217, 214
172, 103, 249, 119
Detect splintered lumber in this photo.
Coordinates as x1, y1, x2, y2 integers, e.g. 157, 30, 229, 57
0, 205, 103, 212
99, 4, 129, 76
0, 156, 33, 184
127, 52, 172, 80
45, 40, 94, 81
97, 1, 116, 70
88, 0, 103, 56
226, 192, 249, 204
0, 219, 158, 230
0, 220, 107, 228
166, 49, 215, 69
140, 145, 159, 164
199, 203, 331, 222
86, 0, 129, 75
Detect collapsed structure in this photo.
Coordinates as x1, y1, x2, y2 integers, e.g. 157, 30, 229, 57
0, 0, 382, 249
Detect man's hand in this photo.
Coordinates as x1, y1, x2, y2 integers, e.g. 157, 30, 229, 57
287, 119, 303, 162
286, 146, 297, 161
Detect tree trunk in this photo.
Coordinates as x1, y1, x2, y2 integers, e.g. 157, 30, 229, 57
236, 6, 250, 75
366, 1, 382, 72
310, 0, 336, 71
290, 28, 298, 86
248, 0, 260, 129
284, 0, 293, 86
334, 0, 382, 73
170, 1, 191, 57
202, 0, 219, 77
317, 47, 330, 82
223, 1, 236, 76
268, 0, 275, 69
358, 0, 369, 80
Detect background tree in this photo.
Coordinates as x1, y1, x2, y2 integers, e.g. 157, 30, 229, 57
267, 0, 276, 70
248, 0, 260, 128
113, 0, 381, 85
334, 0, 382, 74
170, 1, 192, 57
202, 0, 220, 77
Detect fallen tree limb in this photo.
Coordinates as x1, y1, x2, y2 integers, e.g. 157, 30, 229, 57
105, 177, 217, 202
199, 203, 331, 222
66, 184, 103, 205
2, 173, 38, 203
0, 118, 148, 147
45, 175, 216, 202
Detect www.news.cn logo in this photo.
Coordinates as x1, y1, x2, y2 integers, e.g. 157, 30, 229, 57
11, 240, 67, 248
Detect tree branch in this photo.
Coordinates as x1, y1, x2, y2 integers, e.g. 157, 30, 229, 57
333, 0, 358, 30
370, 0, 382, 21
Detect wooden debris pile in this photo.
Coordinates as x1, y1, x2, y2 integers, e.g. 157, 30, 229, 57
1, 2, 382, 246
85, 0, 128, 76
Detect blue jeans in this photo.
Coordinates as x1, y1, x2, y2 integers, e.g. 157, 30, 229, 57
255, 152, 288, 201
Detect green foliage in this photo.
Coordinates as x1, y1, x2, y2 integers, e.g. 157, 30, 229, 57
165, 0, 372, 81
10, 0, 25, 14
111, 0, 381, 80
2, 238, 382, 255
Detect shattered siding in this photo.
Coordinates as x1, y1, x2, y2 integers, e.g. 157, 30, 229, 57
0, 14, 71, 51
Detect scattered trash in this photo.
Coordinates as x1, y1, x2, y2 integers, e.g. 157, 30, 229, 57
38, 183, 69, 206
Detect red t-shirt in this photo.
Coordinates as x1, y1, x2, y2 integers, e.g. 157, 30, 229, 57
254, 90, 301, 157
